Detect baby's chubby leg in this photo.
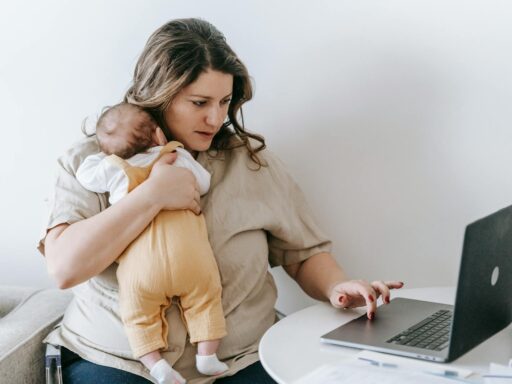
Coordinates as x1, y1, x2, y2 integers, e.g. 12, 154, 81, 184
141, 351, 186, 384
196, 339, 228, 376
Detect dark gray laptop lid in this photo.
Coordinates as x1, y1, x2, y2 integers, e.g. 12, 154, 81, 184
448, 204, 512, 361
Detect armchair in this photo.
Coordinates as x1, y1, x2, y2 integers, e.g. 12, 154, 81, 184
0, 285, 72, 384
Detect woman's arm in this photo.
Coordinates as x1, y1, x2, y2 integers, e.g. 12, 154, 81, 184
283, 252, 403, 319
45, 153, 201, 289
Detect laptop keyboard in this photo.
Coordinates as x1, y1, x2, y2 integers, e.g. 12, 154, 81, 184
386, 309, 452, 351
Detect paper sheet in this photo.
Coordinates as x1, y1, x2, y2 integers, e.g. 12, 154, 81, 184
357, 350, 473, 378
294, 362, 467, 384
484, 363, 512, 384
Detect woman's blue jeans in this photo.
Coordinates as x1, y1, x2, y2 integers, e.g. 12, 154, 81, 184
61, 348, 276, 383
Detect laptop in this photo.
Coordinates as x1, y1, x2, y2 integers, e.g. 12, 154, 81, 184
321, 204, 512, 362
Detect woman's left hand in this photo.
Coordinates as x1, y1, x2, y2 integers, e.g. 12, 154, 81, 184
329, 280, 404, 319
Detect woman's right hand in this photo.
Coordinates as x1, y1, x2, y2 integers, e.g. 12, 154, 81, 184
146, 152, 201, 215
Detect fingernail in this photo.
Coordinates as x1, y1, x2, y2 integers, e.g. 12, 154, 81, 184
386, 296, 390, 304
369, 312, 375, 320
400, 282, 405, 286
338, 295, 344, 303
369, 295, 374, 303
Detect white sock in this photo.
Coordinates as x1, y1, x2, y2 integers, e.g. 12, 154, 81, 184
149, 359, 186, 384
195, 353, 228, 376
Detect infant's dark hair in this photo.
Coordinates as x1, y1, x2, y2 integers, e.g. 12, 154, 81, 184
96, 102, 158, 159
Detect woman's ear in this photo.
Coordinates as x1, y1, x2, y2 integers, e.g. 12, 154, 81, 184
153, 127, 168, 146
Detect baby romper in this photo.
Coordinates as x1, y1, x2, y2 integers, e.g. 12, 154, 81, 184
111, 142, 226, 358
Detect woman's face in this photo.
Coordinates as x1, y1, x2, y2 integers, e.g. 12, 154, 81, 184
164, 69, 234, 153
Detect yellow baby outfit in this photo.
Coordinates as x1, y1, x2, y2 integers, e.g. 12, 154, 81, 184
111, 142, 226, 358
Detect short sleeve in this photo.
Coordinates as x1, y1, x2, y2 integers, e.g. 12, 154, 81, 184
76, 153, 110, 193
37, 136, 109, 255
262, 152, 332, 267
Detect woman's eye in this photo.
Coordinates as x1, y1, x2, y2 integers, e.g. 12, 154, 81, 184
192, 101, 206, 106
222, 98, 232, 105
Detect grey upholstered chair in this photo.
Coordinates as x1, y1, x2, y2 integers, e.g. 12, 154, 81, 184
0, 286, 72, 384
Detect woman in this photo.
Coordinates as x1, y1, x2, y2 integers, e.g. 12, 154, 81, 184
41, 18, 403, 384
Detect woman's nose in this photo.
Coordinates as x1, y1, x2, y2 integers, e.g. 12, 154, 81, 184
205, 106, 224, 127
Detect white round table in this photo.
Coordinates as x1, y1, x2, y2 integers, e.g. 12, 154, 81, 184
259, 287, 512, 383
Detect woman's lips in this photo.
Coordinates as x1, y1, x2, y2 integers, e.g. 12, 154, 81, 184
195, 131, 215, 138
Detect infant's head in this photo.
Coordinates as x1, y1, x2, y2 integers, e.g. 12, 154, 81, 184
96, 102, 159, 159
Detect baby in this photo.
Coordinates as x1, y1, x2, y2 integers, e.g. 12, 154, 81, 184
76, 102, 228, 384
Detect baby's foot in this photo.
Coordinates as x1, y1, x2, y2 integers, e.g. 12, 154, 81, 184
196, 353, 228, 376
150, 359, 186, 384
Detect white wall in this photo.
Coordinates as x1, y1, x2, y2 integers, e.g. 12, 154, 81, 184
1, 0, 512, 314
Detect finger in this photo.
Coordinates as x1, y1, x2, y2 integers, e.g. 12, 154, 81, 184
339, 281, 377, 303
194, 180, 201, 201
193, 186, 201, 215
338, 282, 377, 316
191, 200, 201, 215
372, 281, 391, 304
159, 152, 177, 165
331, 292, 348, 309
354, 283, 377, 319
385, 281, 405, 289
338, 294, 351, 309
331, 293, 343, 308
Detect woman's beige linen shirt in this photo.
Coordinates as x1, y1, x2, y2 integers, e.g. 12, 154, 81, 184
38, 136, 332, 384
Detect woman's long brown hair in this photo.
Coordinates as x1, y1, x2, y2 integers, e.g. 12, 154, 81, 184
124, 18, 266, 166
